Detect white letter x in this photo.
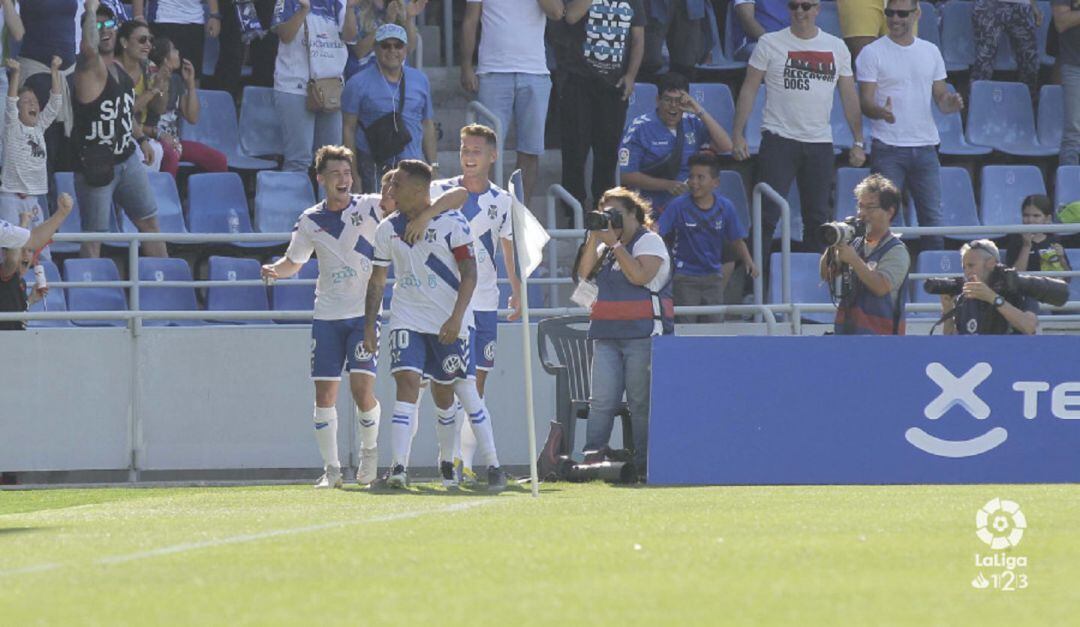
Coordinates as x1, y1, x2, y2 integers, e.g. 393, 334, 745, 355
924, 362, 992, 420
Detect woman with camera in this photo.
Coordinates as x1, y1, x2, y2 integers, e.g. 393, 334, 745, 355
575, 188, 672, 476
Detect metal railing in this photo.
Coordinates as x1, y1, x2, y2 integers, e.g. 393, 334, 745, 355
752, 182, 792, 311
464, 100, 504, 186
544, 185, 585, 307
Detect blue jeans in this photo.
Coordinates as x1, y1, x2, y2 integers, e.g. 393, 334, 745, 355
273, 90, 344, 172
74, 151, 158, 232
477, 72, 551, 156
871, 141, 943, 250
1062, 64, 1080, 166
584, 337, 653, 467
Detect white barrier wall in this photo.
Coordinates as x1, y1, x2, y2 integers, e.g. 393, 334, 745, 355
0, 324, 556, 473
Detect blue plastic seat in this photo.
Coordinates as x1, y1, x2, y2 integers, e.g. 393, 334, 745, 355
115, 172, 189, 248
23, 259, 72, 327
909, 251, 962, 318
696, 1, 747, 71
187, 172, 263, 248
932, 83, 992, 157
774, 182, 804, 243
179, 89, 276, 170
906, 167, 980, 241
980, 165, 1046, 232
829, 91, 869, 154
718, 170, 750, 231
689, 82, 735, 133
1055, 165, 1080, 209
206, 256, 269, 324
834, 167, 870, 221
941, 1, 975, 72
139, 257, 203, 327
255, 171, 315, 239
51, 172, 85, 254
238, 85, 285, 159
917, 2, 941, 47
1037, 84, 1063, 150
816, 1, 843, 39
625, 82, 657, 128
271, 258, 317, 323
63, 258, 127, 327
768, 252, 832, 323
966, 80, 1058, 157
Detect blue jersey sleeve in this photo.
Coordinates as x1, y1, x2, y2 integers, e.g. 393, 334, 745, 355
689, 115, 709, 151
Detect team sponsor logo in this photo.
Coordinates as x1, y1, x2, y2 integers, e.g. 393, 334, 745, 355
355, 342, 373, 362
330, 266, 358, 284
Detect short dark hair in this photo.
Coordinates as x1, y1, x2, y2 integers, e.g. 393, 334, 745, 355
396, 159, 433, 187
460, 124, 498, 148
116, 19, 149, 55
886, 0, 918, 8
149, 36, 174, 66
97, 5, 116, 19
853, 173, 901, 218
1021, 193, 1053, 217
687, 152, 721, 178
16, 85, 34, 99
656, 72, 689, 96
314, 145, 355, 173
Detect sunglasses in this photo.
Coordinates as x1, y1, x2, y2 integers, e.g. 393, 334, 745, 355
136, 35, 154, 45
884, 8, 915, 17
787, 2, 818, 11
96, 19, 117, 30
379, 41, 405, 50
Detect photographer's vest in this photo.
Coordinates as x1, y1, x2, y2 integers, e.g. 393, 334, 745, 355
835, 235, 907, 335
588, 229, 675, 340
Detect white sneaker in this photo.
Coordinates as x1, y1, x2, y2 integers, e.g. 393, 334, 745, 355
356, 448, 379, 485
387, 464, 409, 489
314, 465, 343, 489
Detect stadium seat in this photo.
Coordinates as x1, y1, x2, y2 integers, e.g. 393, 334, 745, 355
1055, 165, 1080, 208
980, 164, 1047, 231
238, 86, 285, 159
625, 82, 657, 127
909, 251, 961, 318
718, 170, 750, 230
51, 172, 85, 254
940, 1, 975, 72
138, 257, 203, 327
115, 173, 189, 247
206, 256, 269, 324
917, 2, 940, 47
254, 171, 315, 239
932, 83, 992, 157
775, 182, 804, 243
63, 257, 127, 327
966, 80, 1058, 157
905, 167, 980, 241
1037, 84, 1063, 150
179, 89, 277, 170
187, 172, 264, 248
23, 259, 72, 327
768, 252, 832, 323
270, 258, 317, 323
829, 91, 871, 154
834, 167, 870, 221
689, 82, 735, 132
816, 1, 843, 39
696, 1, 746, 71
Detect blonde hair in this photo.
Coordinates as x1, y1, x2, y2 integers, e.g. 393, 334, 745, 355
314, 145, 355, 173
599, 187, 654, 228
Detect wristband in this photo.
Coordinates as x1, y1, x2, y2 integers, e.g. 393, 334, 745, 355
611, 241, 623, 251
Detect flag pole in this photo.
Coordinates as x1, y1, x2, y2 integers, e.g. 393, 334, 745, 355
509, 171, 540, 498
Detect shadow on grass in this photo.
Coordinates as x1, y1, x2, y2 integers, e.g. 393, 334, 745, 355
0, 526, 50, 536
342, 481, 561, 497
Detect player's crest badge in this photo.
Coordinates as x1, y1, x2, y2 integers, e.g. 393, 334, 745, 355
350, 212, 362, 227
424, 228, 438, 243
487, 204, 498, 220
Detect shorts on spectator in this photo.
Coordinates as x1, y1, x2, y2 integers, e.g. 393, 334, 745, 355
838, 0, 887, 38
477, 72, 551, 156
74, 151, 158, 233
473, 309, 498, 371
389, 327, 476, 384
311, 316, 379, 380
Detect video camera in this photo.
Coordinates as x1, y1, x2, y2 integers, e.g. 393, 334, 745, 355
923, 264, 1070, 307
585, 207, 624, 231
818, 216, 866, 247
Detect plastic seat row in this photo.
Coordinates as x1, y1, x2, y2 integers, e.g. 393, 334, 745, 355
940, 1, 1054, 72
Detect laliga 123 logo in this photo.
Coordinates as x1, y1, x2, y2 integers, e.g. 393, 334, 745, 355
971, 498, 1030, 591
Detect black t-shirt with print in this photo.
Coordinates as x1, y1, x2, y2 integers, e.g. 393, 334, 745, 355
551, 0, 645, 85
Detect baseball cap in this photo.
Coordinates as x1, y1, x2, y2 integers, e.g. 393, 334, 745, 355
375, 23, 408, 44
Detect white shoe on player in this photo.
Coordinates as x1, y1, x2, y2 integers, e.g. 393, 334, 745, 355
315, 465, 343, 489
356, 448, 379, 486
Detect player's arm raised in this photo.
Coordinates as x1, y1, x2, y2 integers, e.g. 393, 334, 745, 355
404, 187, 468, 244
363, 265, 387, 354
439, 250, 476, 344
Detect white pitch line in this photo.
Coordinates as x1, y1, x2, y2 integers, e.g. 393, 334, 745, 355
2, 498, 499, 576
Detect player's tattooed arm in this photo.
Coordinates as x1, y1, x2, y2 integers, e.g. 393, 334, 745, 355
362, 265, 388, 354
403, 187, 467, 244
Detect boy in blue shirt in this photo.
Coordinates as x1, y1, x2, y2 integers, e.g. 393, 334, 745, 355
657, 153, 758, 322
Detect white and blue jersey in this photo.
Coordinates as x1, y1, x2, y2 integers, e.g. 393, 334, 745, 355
618, 111, 711, 212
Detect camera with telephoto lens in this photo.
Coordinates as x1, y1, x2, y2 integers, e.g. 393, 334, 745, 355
923, 264, 1070, 306
584, 207, 624, 231
818, 216, 867, 247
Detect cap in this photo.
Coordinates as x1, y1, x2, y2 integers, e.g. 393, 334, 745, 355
375, 23, 408, 44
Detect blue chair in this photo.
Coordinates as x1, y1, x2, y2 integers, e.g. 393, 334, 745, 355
768, 252, 832, 323
116, 172, 189, 247
834, 167, 870, 221
23, 259, 71, 327
255, 171, 315, 239
271, 258, 317, 323
238, 86, 284, 159
718, 170, 749, 231
51, 172, 85, 254
829, 91, 870, 154
696, 1, 747, 71
179, 89, 276, 170
63, 258, 127, 327
941, 1, 975, 72
917, 2, 941, 47
206, 256, 269, 324
932, 83, 992, 157
187, 172, 263, 248
909, 251, 962, 318
966, 80, 1058, 157
817, 1, 843, 39
775, 182, 804, 243
1037, 84, 1063, 150
138, 257, 203, 327
625, 82, 657, 127
689, 82, 735, 132
980, 164, 1046, 232
1055, 165, 1080, 209
906, 167, 980, 241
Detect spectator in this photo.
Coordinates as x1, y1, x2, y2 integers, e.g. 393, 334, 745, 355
619, 71, 732, 215
272, 0, 359, 172
115, 19, 172, 172
0, 194, 73, 331
346, 0, 424, 81
1005, 194, 1073, 276
0, 0, 25, 164
210, 0, 278, 96
857, 0, 963, 252
1053, 0, 1080, 166
820, 173, 910, 335
657, 153, 758, 323
838, 0, 888, 65
0, 59, 62, 260
972, 0, 1042, 98
146, 36, 229, 177
731, 0, 790, 61
71, 1, 165, 259
342, 23, 435, 192
551, 0, 646, 208
133, 0, 221, 82
461, 0, 562, 203
732, 0, 865, 252
642, 0, 707, 80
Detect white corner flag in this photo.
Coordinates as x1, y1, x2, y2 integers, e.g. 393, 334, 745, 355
507, 170, 549, 498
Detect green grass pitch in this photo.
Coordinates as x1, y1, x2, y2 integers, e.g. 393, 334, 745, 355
2, 482, 1077, 625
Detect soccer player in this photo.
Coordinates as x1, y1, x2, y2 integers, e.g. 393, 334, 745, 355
364, 160, 508, 491
261, 147, 464, 489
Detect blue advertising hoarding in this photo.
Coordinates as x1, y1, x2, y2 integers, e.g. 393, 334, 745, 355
647, 336, 1080, 485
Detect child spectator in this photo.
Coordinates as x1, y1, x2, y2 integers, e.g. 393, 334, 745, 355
1005, 194, 1072, 278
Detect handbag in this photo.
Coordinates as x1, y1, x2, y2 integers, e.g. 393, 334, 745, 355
304, 21, 343, 113
80, 141, 116, 188
359, 75, 412, 166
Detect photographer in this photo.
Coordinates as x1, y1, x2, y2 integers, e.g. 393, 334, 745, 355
939, 240, 1039, 335
575, 187, 672, 476
819, 174, 910, 335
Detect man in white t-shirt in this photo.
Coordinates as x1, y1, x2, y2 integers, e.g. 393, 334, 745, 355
857, 0, 963, 251
461, 0, 564, 203
731, 0, 865, 253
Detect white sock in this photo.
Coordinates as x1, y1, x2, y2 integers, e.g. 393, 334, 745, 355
391, 401, 416, 468
435, 404, 458, 464
453, 381, 499, 468
357, 401, 380, 450
405, 387, 423, 466
313, 406, 339, 469
452, 401, 466, 461
459, 405, 478, 470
